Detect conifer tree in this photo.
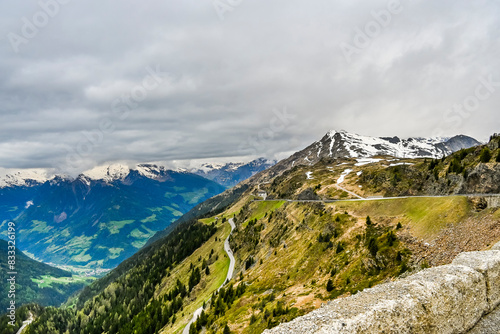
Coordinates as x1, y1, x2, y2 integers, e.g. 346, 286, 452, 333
326, 279, 334, 292
480, 147, 492, 163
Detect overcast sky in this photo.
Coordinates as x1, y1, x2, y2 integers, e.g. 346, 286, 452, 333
0, 0, 499, 174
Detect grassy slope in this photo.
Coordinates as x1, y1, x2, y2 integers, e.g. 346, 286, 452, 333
159, 221, 232, 333
333, 196, 470, 239
169, 193, 499, 333
152, 145, 500, 333
158, 196, 279, 332
209, 200, 407, 333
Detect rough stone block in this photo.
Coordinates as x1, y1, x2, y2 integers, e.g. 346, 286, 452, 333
453, 250, 500, 310
404, 265, 487, 333
264, 265, 487, 334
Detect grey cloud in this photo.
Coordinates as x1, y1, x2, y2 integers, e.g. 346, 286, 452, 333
0, 0, 499, 173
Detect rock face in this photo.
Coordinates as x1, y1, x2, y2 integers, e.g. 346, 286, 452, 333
264, 241, 500, 334
461, 164, 500, 194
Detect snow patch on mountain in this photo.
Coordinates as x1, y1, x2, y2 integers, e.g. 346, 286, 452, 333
136, 164, 162, 178
0, 169, 56, 188
389, 162, 414, 167
82, 164, 130, 182
355, 158, 384, 166
194, 162, 238, 174
337, 169, 353, 184
327, 130, 450, 159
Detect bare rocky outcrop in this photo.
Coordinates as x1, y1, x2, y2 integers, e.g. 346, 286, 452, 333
264, 241, 500, 334
460, 164, 500, 194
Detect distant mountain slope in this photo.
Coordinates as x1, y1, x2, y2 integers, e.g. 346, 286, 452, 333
0, 165, 225, 269
191, 158, 276, 188
0, 240, 85, 311
24, 220, 220, 334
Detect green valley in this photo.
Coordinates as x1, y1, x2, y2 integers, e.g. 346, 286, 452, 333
1, 169, 225, 271
0, 240, 90, 314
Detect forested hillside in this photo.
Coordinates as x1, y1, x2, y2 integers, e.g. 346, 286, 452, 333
0, 240, 86, 311
22, 220, 217, 334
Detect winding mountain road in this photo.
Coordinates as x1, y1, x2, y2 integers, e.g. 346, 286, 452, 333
254, 193, 500, 204
334, 184, 364, 199
182, 218, 236, 334
16, 312, 33, 334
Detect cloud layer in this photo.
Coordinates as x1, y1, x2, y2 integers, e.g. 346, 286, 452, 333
0, 0, 499, 173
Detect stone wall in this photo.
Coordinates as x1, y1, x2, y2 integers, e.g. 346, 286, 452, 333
264, 241, 500, 334
485, 196, 500, 208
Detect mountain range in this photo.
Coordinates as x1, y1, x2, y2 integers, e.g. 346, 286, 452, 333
287, 130, 481, 166
0, 165, 225, 270
1, 130, 494, 334
13, 130, 498, 334
0, 158, 275, 189
190, 158, 276, 188
0, 159, 275, 269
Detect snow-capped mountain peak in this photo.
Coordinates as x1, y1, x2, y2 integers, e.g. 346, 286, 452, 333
191, 158, 276, 187
194, 162, 233, 174
292, 130, 481, 167
81, 164, 130, 182
326, 130, 448, 158
136, 164, 173, 180
0, 168, 57, 188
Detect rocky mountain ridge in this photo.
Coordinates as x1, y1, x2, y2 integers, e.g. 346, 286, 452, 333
286, 130, 480, 168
